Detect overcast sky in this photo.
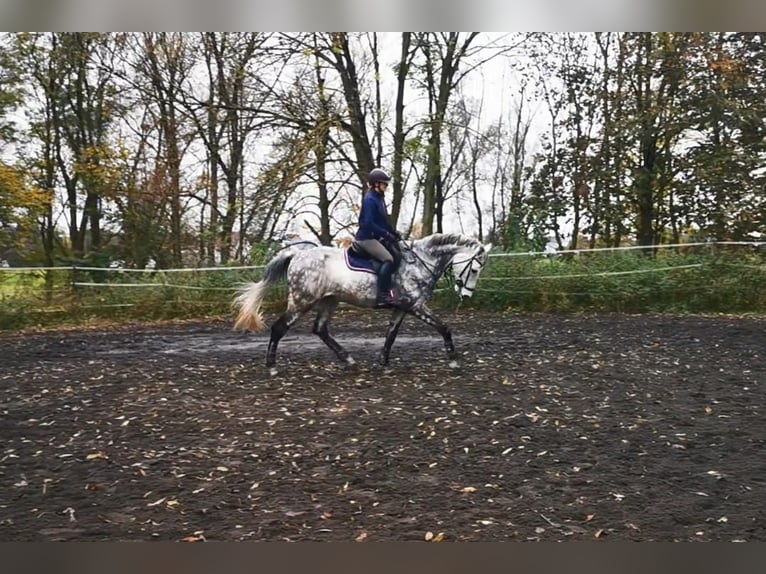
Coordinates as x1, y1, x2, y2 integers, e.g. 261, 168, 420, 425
1, 1, 762, 32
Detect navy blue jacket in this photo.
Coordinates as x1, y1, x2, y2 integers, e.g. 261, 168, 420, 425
356, 190, 396, 241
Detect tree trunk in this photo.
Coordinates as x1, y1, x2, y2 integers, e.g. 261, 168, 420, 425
418, 33, 478, 235
315, 55, 332, 245
390, 32, 412, 227
329, 33, 375, 186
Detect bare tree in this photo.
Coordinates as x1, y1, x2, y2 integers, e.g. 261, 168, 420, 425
390, 32, 417, 227
199, 33, 270, 262
413, 33, 524, 235
134, 32, 194, 266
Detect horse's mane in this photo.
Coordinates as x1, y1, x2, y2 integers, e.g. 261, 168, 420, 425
416, 233, 482, 250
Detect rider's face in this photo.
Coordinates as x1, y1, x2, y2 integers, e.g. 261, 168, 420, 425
376, 182, 389, 192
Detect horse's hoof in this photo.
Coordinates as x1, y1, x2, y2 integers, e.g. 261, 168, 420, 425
448, 360, 460, 369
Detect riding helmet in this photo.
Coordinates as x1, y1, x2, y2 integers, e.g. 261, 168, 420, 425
367, 168, 391, 185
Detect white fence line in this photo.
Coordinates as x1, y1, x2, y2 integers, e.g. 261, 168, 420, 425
1, 241, 764, 276
73, 264, 265, 273
487, 241, 766, 258
480, 263, 704, 281
65, 262, 705, 292
72, 282, 239, 291
0, 264, 265, 273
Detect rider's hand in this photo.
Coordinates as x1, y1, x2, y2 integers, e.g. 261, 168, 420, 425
393, 231, 403, 241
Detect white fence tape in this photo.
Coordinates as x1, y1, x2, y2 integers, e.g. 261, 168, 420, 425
0, 264, 264, 273
1, 241, 764, 274
71, 264, 265, 273
479, 263, 704, 281
487, 240, 766, 258
72, 282, 239, 291
1, 240, 764, 297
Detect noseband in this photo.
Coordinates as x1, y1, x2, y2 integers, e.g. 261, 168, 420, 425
450, 250, 485, 295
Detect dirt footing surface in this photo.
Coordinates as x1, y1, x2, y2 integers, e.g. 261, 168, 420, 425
1, 311, 764, 541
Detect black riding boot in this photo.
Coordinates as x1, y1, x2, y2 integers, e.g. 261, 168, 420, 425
376, 261, 412, 308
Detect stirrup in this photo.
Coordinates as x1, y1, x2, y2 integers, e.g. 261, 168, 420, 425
376, 290, 413, 309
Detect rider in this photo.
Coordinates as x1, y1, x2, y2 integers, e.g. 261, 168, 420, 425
355, 168, 412, 308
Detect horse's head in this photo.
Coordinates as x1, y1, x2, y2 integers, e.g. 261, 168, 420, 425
451, 242, 492, 299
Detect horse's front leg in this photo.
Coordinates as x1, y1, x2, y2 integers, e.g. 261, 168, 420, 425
379, 309, 406, 366
411, 306, 459, 368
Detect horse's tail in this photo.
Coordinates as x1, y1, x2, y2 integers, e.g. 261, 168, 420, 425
232, 244, 309, 332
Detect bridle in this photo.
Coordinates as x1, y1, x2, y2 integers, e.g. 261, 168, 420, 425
399, 240, 485, 294
449, 250, 486, 296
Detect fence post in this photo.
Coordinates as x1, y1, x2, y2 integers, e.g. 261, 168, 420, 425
44, 268, 53, 305
70, 265, 78, 309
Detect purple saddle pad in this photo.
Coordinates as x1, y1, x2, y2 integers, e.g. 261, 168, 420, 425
344, 248, 378, 274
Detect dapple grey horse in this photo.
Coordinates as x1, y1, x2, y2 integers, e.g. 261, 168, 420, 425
233, 233, 492, 374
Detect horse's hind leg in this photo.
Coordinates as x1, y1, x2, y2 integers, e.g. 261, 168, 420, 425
266, 298, 311, 375
312, 299, 355, 368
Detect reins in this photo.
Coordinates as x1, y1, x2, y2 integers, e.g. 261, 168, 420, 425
398, 240, 441, 284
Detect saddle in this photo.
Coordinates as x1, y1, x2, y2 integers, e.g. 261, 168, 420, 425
345, 241, 413, 309
345, 241, 383, 274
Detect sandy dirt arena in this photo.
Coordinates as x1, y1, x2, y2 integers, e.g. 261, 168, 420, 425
1, 310, 764, 541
